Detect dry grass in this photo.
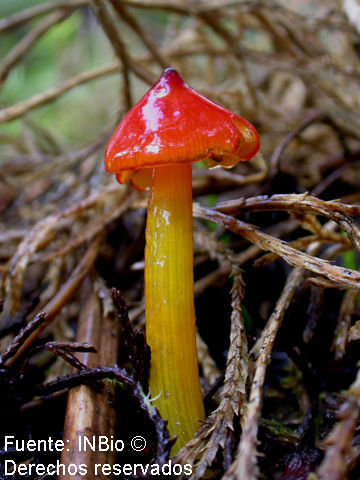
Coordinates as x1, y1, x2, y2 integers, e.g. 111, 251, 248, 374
1, 1, 360, 479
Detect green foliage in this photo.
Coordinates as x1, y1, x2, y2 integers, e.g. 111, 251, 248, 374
0, 10, 118, 143
342, 249, 358, 272
2, 15, 82, 103
241, 304, 254, 332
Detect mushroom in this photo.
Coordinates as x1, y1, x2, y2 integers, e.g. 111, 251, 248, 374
105, 68, 259, 451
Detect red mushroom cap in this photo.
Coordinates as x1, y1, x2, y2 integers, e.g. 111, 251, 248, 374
105, 68, 260, 189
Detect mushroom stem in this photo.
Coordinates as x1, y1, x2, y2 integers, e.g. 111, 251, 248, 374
145, 163, 204, 452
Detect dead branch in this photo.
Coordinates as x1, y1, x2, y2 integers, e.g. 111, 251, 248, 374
223, 267, 305, 480
5, 238, 101, 366
92, 0, 133, 111
317, 370, 360, 480
332, 290, 358, 360
0, 10, 75, 87
176, 269, 247, 478
61, 279, 120, 477
194, 204, 360, 290
0, 62, 120, 125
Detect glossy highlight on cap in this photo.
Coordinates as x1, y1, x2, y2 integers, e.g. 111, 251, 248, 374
105, 68, 260, 188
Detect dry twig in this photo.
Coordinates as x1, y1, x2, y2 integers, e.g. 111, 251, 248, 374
61, 279, 120, 476
223, 267, 305, 480
317, 370, 360, 480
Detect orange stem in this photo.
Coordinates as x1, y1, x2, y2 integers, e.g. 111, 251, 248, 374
145, 163, 204, 452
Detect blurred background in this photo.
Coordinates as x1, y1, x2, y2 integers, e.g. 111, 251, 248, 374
1, 0, 360, 195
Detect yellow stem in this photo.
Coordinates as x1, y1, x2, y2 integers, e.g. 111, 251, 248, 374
145, 163, 205, 453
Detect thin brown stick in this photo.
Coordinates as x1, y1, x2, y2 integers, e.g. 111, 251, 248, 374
254, 233, 349, 269
176, 268, 247, 479
109, 0, 168, 68
1, 185, 125, 320
268, 109, 327, 175
121, 0, 230, 15
196, 331, 221, 387
2, 215, 61, 320
0, 55, 157, 125
215, 192, 360, 222
193, 163, 267, 186
0, 313, 47, 363
0, 0, 88, 33
0, 62, 120, 125
223, 267, 305, 480
92, 0, 133, 110
317, 370, 360, 480
0, 9, 74, 86
198, 12, 259, 108
332, 290, 358, 360
230, 239, 324, 478
60, 279, 120, 479
37, 190, 135, 262
194, 204, 360, 289
5, 238, 101, 366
